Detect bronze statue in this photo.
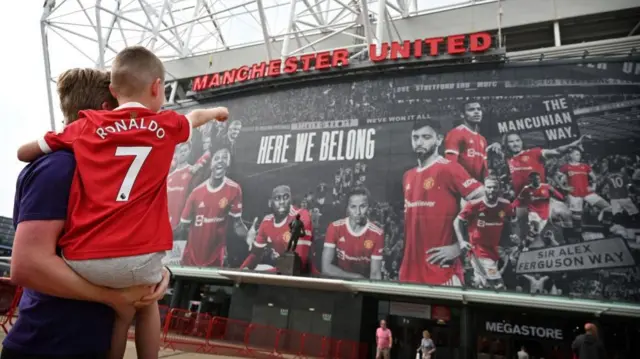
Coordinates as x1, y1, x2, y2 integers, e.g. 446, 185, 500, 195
286, 214, 305, 252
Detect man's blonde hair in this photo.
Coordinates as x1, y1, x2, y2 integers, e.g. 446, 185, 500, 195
57, 68, 117, 124
110, 46, 165, 97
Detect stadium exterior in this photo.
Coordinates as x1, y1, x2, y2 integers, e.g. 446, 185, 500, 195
41, 1, 640, 358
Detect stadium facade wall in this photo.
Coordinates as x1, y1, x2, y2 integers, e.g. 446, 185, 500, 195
227, 284, 367, 342
183, 280, 639, 358
168, 57, 640, 306
162, 0, 640, 81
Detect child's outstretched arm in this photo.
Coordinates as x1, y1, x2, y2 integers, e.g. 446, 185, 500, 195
187, 107, 229, 128
18, 119, 87, 163
17, 141, 47, 163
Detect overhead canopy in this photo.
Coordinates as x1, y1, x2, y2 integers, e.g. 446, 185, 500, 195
169, 266, 640, 318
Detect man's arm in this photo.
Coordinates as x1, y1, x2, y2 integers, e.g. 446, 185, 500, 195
443, 130, 462, 162
369, 233, 384, 280
571, 335, 582, 352
453, 216, 470, 249
240, 218, 264, 269
549, 186, 565, 201
233, 217, 248, 238
321, 246, 364, 279
11, 152, 159, 311
556, 172, 572, 192
11, 220, 148, 307
542, 135, 588, 158
588, 170, 598, 192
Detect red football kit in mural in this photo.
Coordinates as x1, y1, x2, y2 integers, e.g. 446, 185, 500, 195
38, 103, 191, 260
444, 124, 489, 181
516, 183, 563, 220
180, 178, 243, 267
457, 198, 514, 261
324, 219, 384, 278
559, 163, 592, 197
241, 206, 313, 269
400, 156, 483, 285
167, 165, 194, 229
508, 147, 546, 197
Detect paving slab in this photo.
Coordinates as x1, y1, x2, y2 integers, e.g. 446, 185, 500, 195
0, 331, 243, 359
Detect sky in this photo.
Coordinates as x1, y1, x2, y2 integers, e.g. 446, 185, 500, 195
0, 2, 53, 217
0, 0, 468, 218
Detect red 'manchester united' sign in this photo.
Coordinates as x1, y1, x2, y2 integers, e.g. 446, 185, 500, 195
191, 32, 493, 92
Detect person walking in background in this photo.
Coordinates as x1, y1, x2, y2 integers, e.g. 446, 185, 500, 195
572, 323, 606, 359
418, 330, 436, 359
375, 320, 392, 359
517, 346, 529, 359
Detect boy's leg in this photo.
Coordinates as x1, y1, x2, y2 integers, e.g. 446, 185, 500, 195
110, 310, 135, 359
65, 253, 165, 359
135, 301, 161, 359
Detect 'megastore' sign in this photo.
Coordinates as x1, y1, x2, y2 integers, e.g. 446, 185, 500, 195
191, 32, 493, 92
485, 322, 564, 340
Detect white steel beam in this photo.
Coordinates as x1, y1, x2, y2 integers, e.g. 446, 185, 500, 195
256, 0, 274, 60
553, 21, 561, 47
39, 0, 447, 126
180, 0, 202, 57
359, 0, 374, 47
41, 2, 57, 132
281, 0, 298, 60
376, 0, 388, 46
95, 0, 105, 68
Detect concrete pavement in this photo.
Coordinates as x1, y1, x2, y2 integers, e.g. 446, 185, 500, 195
0, 331, 241, 359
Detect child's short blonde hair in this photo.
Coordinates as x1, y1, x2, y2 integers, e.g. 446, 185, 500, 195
110, 45, 165, 97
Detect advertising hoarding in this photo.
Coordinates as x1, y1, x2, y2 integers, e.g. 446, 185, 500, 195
168, 60, 640, 303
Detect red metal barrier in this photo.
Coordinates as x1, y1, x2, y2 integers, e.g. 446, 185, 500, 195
204, 317, 250, 357
157, 311, 368, 359
0, 280, 22, 335
162, 308, 212, 353
0, 287, 368, 359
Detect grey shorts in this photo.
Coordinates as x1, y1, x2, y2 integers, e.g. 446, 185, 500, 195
376, 347, 390, 359
64, 252, 166, 289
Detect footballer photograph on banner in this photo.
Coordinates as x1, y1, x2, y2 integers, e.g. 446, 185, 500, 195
168, 60, 640, 303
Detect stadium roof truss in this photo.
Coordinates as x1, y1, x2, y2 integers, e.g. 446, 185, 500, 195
40, 0, 496, 130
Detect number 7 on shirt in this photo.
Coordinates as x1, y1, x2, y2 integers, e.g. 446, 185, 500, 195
115, 146, 152, 202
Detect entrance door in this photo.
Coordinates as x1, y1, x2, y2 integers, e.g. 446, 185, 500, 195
476, 335, 509, 359
250, 305, 288, 349
388, 315, 423, 359
388, 316, 455, 359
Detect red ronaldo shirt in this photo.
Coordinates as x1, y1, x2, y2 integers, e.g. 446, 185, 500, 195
38, 103, 191, 260
559, 163, 592, 197
324, 219, 384, 278
167, 165, 194, 229
516, 183, 563, 220
179, 178, 242, 267
458, 198, 513, 261
250, 207, 313, 264
444, 124, 488, 181
508, 147, 546, 197
400, 156, 483, 285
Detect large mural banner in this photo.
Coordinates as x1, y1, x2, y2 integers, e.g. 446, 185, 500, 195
166, 60, 640, 303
